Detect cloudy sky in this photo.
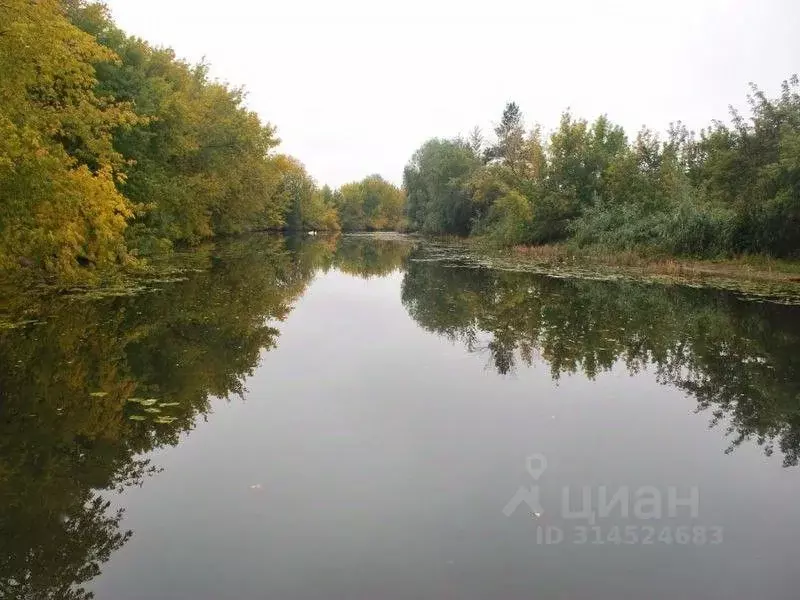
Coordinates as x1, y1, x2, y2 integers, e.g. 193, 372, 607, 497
103, 0, 798, 187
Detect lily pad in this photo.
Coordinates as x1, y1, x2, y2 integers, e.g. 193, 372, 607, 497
158, 402, 180, 408
144, 407, 161, 414
127, 397, 158, 406
89, 391, 109, 398
128, 415, 147, 421
154, 416, 177, 424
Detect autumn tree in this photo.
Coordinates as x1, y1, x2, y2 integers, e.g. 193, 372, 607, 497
335, 175, 405, 231
0, 0, 138, 279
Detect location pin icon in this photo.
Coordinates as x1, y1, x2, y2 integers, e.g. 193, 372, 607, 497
526, 454, 547, 480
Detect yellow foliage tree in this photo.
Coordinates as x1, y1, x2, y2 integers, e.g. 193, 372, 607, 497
0, 0, 138, 280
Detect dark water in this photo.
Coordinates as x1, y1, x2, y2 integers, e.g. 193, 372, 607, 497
1, 234, 799, 600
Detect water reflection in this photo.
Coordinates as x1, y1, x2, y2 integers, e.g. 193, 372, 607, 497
401, 252, 800, 467
0, 234, 407, 599
330, 234, 412, 278
0, 234, 798, 598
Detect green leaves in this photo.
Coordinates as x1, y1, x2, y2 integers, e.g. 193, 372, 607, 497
403, 79, 800, 258
403, 139, 480, 235
0, 0, 318, 281
275, 156, 341, 233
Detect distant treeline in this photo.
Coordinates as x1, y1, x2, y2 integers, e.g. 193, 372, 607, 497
0, 1, 405, 281
404, 79, 800, 258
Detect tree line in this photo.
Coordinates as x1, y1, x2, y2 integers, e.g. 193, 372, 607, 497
403, 79, 800, 258
4, 0, 798, 284
0, 1, 405, 281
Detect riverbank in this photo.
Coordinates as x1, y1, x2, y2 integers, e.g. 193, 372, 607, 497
509, 243, 800, 282
426, 237, 800, 304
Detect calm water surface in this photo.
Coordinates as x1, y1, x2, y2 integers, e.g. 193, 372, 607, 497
1, 234, 799, 600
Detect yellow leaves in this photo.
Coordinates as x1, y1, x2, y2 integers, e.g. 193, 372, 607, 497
1, 0, 321, 279
0, 0, 139, 279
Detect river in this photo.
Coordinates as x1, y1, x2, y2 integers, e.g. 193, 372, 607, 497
1, 233, 799, 600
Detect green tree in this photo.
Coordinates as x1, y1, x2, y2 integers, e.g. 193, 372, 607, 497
403, 139, 480, 234
486, 102, 527, 174
65, 2, 284, 248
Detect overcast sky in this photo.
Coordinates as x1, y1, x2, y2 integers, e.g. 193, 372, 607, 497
103, 0, 799, 187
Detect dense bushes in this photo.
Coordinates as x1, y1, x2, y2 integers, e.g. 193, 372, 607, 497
403, 80, 800, 258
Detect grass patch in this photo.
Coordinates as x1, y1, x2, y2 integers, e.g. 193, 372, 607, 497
505, 243, 800, 282
424, 237, 800, 305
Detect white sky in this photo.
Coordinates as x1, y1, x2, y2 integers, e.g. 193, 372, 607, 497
103, 0, 799, 188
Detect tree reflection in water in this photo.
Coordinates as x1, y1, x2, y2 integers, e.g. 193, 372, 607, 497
402, 253, 800, 467
1, 233, 798, 598
0, 233, 412, 599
